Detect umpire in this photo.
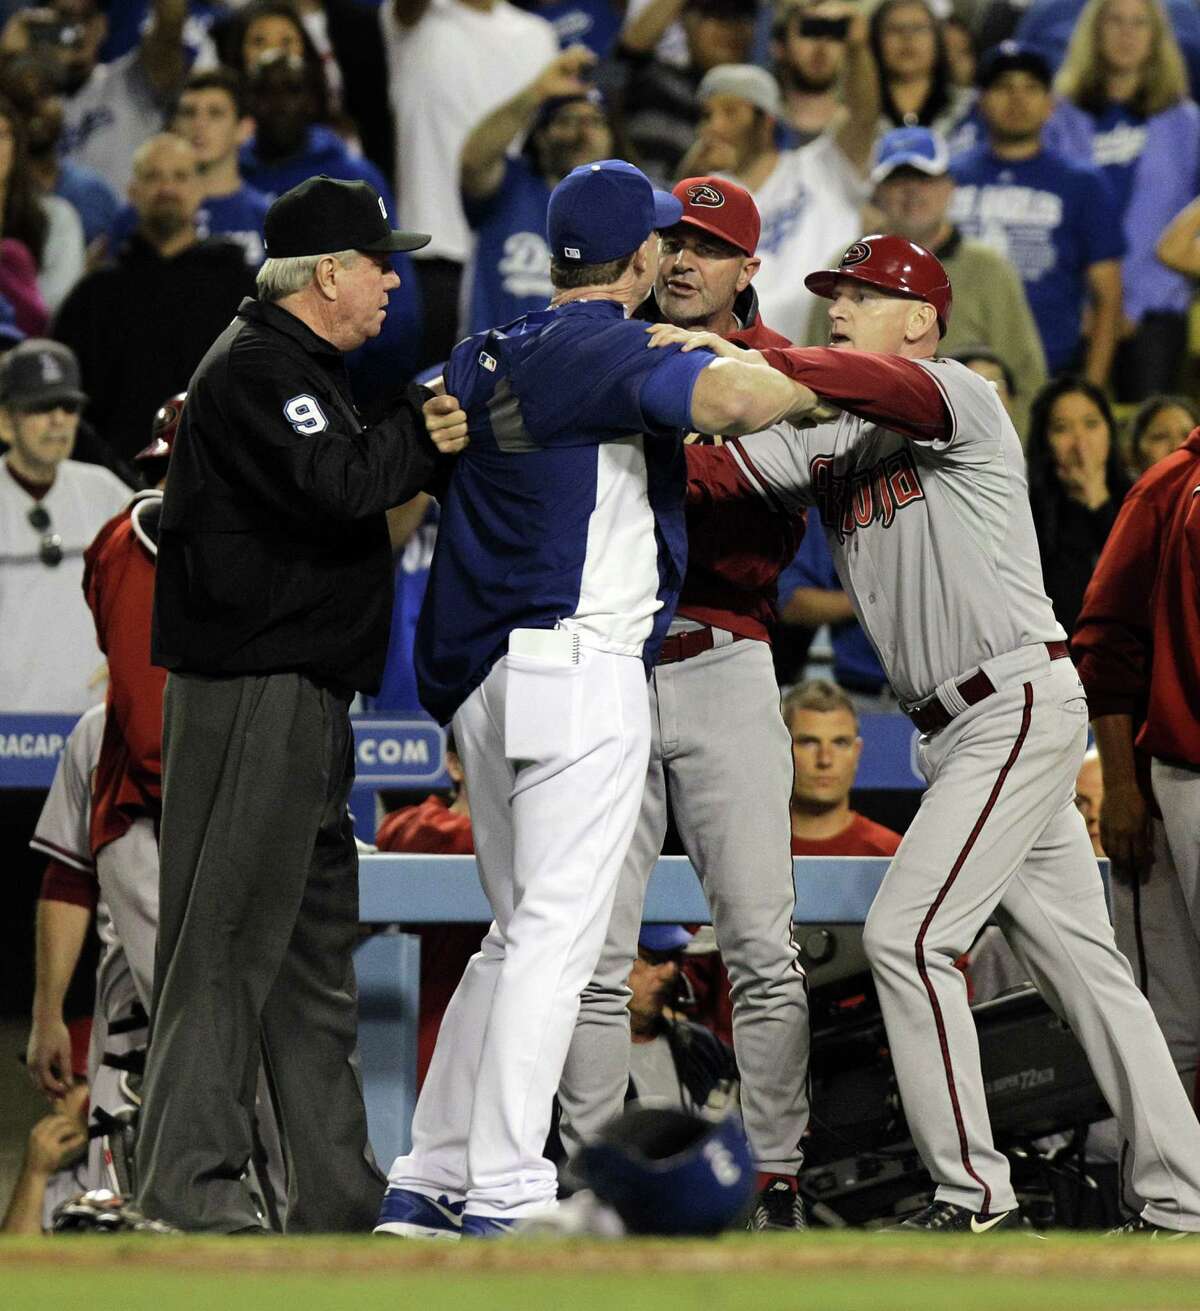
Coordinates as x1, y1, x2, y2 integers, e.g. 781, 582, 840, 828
135, 176, 441, 1233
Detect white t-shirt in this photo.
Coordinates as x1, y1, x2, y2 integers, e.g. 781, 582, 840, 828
0, 459, 130, 713
381, 0, 559, 263
747, 137, 867, 343
60, 51, 170, 198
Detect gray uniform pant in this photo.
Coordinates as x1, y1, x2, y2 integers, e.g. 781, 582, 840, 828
135, 671, 385, 1233
559, 635, 810, 1171
865, 651, 1200, 1227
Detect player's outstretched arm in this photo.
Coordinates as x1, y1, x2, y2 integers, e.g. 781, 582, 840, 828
646, 324, 839, 436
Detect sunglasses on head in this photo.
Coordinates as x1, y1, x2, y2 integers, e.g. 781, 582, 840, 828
27, 504, 64, 566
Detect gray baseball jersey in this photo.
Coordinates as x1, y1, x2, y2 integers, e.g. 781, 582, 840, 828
718, 359, 1065, 702
30, 703, 105, 874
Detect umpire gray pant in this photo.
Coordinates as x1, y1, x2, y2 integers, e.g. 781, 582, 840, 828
135, 671, 385, 1232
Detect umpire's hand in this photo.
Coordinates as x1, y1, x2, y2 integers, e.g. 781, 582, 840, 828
424, 394, 469, 454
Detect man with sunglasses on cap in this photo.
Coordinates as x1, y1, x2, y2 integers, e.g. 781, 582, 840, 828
662, 233, 1200, 1234
0, 338, 128, 713
135, 176, 454, 1234
560, 175, 813, 1231
381, 159, 830, 1238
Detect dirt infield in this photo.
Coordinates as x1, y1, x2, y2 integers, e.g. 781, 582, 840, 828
5, 1232, 1200, 1310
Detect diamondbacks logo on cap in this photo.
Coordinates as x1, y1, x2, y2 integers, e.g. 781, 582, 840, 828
686, 183, 725, 209
564, 246, 581, 260
841, 241, 871, 268
39, 351, 65, 384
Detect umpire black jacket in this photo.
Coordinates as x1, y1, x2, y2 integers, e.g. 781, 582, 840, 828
153, 297, 440, 694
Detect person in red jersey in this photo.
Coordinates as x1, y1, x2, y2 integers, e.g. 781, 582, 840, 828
784, 679, 902, 857
1073, 423, 1200, 1126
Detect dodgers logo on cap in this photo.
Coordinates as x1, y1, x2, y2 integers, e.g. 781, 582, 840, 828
39, 351, 65, 384
686, 183, 725, 209
841, 241, 871, 268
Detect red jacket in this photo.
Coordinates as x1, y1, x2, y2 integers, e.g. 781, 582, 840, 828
1074, 430, 1200, 772
678, 311, 806, 644
82, 492, 166, 856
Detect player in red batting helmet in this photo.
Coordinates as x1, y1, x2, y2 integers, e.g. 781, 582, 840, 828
804, 233, 953, 337
135, 392, 186, 463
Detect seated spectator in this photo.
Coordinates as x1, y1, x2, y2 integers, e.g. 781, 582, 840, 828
53, 133, 255, 462
0, 234, 46, 339
1126, 394, 1200, 475
460, 49, 614, 335
0, 1081, 89, 1234
375, 737, 486, 1088
239, 52, 391, 205
604, 0, 758, 186
870, 0, 974, 145
784, 679, 903, 856
1049, 0, 1200, 401
950, 42, 1125, 387
380, 0, 558, 366
807, 125, 1046, 436
677, 60, 873, 341
0, 339, 130, 712
951, 345, 1020, 423
1026, 375, 1132, 634
1016, 0, 1200, 99
0, 0, 188, 195
626, 925, 737, 1113
0, 53, 119, 246
770, 0, 853, 144
0, 92, 82, 317
777, 519, 893, 709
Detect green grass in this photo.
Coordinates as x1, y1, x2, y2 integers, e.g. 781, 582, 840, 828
5, 1234, 1200, 1311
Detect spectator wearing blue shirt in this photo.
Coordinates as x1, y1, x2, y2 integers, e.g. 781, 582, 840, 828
949, 42, 1125, 385
777, 514, 894, 708
459, 47, 616, 336
515, 0, 624, 56
379, 159, 827, 1235
1047, 0, 1200, 401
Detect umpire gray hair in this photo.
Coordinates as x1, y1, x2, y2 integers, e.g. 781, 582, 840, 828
255, 248, 361, 302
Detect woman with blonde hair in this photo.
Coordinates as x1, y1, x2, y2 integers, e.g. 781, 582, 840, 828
1048, 0, 1200, 399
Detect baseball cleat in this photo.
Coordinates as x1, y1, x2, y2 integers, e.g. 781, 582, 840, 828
461, 1212, 522, 1239
1110, 1214, 1196, 1238
888, 1201, 1024, 1233
374, 1187, 465, 1239
748, 1178, 807, 1231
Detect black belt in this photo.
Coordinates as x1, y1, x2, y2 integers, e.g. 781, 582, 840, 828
907, 642, 1071, 736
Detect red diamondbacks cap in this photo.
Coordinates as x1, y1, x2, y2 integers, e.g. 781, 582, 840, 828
672, 176, 761, 256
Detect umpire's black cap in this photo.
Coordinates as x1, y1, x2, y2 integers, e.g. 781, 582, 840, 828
263, 176, 431, 258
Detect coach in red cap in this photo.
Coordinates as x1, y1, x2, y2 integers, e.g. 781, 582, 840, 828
563, 173, 817, 1231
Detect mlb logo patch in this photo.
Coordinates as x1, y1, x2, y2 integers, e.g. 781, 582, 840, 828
563, 246, 581, 260
479, 351, 497, 372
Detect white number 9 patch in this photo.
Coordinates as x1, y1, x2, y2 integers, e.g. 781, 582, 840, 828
283, 394, 329, 434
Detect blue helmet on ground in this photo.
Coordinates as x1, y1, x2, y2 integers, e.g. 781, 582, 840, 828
577, 1106, 755, 1236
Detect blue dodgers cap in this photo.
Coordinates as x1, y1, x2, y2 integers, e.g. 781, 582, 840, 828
871, 126, 950, 185
638, 924, 694, 954
547, 159, 683, 264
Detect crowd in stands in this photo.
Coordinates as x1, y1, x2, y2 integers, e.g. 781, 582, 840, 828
0, 0, 1197, 723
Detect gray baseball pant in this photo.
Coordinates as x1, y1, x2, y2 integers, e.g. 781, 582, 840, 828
865, 654, 1200, 1227
135, 671, 384, 1233
559, 635, 810, 1172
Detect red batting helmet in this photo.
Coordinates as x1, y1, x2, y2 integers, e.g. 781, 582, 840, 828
135, 392, 186, 462
804, 234, 953, 336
